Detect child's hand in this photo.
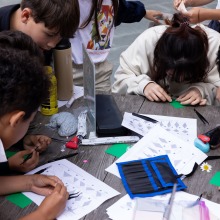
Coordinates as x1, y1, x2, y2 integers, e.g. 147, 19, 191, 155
30, 175, 65, 196
145, 10, 162, 24
35, 183, 68, 219
23, 135, 51, 153
144, 82, 172, 102
19, 176, 68, 220
8, 149, 39, 172
176, 88, 206, 105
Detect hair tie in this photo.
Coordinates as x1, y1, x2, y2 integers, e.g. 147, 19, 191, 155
180, 21, 189, 26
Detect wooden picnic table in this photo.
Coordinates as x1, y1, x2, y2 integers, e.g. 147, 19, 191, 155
0, 93, 220, 219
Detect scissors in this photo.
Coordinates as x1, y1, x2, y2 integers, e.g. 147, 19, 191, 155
163, 183, 177, 220
194, 108, 209, 125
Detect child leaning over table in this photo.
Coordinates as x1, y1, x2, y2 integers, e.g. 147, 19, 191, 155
112, 13, 220, 106
0, 0, 80, 175
0, 30, 68, 220
0, 0, 80, 65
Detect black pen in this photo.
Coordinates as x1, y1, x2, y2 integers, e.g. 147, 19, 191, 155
47, 153, 78, 163
20, 146, 39, 165
132, 113, 158, 123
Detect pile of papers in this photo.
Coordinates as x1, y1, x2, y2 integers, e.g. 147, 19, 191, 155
106, 113, 220, 219
106, 125, 207, 176
106, 192, 220, 220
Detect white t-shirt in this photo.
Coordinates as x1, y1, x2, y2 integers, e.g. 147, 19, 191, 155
0, 139, 7, 163
70, 0, 115, 64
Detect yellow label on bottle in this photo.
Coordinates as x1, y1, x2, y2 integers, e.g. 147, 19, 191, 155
41, 66, 58, 116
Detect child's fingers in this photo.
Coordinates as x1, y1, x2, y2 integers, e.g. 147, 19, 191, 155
22, 151, 39, 167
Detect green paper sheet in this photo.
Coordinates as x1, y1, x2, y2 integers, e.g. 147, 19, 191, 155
6, 193, 32, 208
209, 171, 220, 186
105, 143, 132, 158
5, 151, 32, 208
170, 100, 184, 109
5, 150, 17, 158
6, 150, 29, 160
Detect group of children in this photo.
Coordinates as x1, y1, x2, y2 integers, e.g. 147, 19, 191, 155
0, 30, 67, 219
0, 0, 162, 219
1, 0, 220, 219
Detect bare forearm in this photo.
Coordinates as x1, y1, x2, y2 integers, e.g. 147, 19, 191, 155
0, 176, 31, 195
186, 0, 214, 7
199, 8, 220, 21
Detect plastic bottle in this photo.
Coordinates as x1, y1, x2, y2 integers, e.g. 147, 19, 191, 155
53, 38, 73, 101
41, 66, 58, 115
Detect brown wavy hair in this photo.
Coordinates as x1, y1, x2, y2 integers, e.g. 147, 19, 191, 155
153, 13, 209, 84
21, 0, 80, 38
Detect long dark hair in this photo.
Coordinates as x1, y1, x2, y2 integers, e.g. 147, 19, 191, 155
80, 0, 118, 41
153, 13, 209, 84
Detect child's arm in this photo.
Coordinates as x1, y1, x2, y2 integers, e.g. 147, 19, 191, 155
19, 183, 68, 220
174, 0, 214, 9
183, 8, 220, 24
0, 174, 63, 195
23, 135, 51, 153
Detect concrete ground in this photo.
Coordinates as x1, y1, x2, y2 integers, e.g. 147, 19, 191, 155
0, 0, 216, 83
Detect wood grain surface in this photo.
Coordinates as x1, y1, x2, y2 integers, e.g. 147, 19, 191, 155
0, 94, 220, 220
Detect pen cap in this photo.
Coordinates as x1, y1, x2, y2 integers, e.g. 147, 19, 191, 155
53, 38, 73, 100
198, 134, 210, 144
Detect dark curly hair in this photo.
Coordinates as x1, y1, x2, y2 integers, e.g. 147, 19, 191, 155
153, 13, 209, 84
0, 31, 50, 120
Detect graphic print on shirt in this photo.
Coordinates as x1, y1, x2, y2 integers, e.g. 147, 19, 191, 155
87, 5, 113, 50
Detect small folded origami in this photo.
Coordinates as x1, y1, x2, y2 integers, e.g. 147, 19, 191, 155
117, 155, 186, 198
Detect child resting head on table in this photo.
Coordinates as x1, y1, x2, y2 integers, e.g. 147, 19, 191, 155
112, 13, 220, 106
0, 30, 68, 220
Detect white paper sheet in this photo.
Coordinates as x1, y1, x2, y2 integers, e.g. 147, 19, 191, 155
23, 159, 120, 220
0, 139, 7, 162
106, 192, 220, 220
106, 125, 207, 176
58, 85, 84, 108
122, 112, 197, 145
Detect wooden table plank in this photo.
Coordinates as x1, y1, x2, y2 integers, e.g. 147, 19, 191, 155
139, 100, 220, 203
1, 95, 220, 220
